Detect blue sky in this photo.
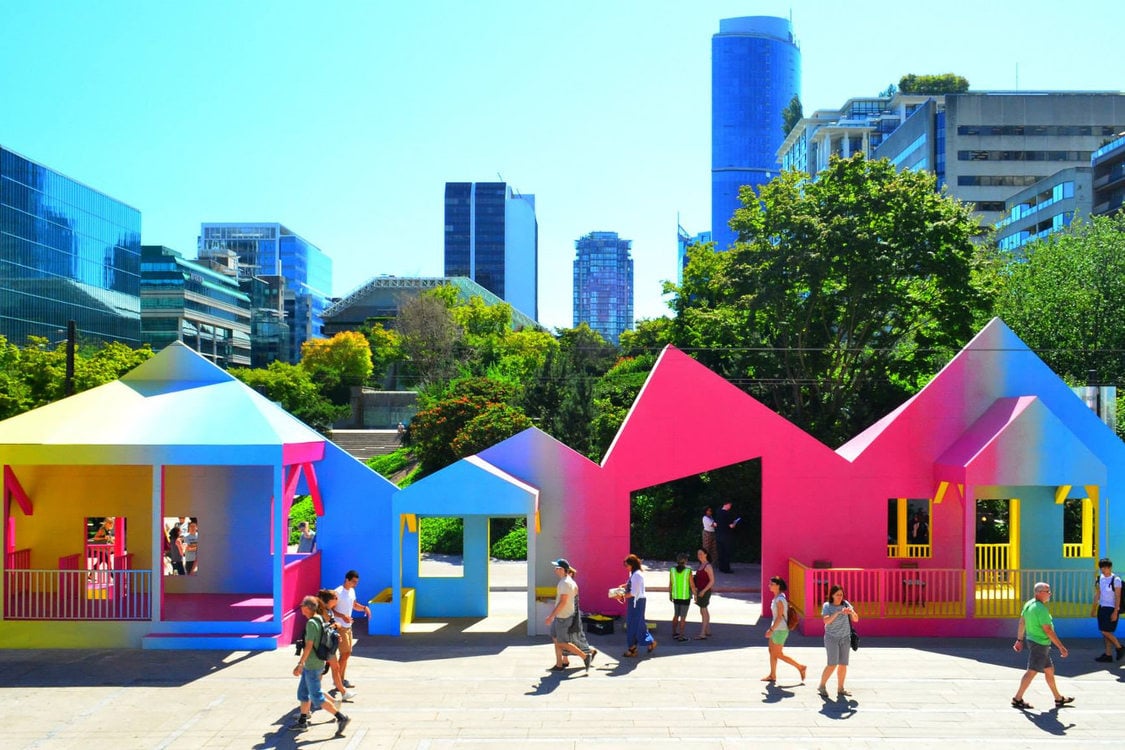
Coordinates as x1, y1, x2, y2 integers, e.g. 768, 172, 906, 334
2, 1, 1123, 330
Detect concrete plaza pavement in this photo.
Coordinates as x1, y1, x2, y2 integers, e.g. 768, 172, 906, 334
3, 559, 1125, 749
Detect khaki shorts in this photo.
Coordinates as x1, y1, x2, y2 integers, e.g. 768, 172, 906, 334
338, 627, 354, 654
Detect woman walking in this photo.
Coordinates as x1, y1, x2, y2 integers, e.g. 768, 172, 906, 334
693, 548, 714, 639
762, 576, 807, 683
618, 554, 656, 657
816, 585, 859, 699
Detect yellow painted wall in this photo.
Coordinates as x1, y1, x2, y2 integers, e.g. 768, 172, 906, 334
8, 465, 153, 569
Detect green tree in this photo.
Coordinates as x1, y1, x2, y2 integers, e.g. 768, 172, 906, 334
898, 73, 969, 94
299, 330, 374, 403
408, 377, 521, 474
232, 361, 347, 434
521, 324, 617, 455
781, 94, 803, 136
589, 354, 656, 460
672, 153, 983, 444
396, 288, 463, 387
359, 321, 403, 388
992, 214, 1125, 384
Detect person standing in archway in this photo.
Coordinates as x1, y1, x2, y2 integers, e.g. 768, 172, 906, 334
714, 502, 738, 574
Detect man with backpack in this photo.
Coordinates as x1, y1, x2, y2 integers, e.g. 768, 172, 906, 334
1092, 557, 1124, 663
290, 596, 351, 736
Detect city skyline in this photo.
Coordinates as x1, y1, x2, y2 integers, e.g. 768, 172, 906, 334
2, 1, 1123, 331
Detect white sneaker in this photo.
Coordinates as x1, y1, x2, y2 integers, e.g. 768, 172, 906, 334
342, 690, 357, 701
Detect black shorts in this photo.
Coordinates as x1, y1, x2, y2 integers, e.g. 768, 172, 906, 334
1097, 606, 1120, 633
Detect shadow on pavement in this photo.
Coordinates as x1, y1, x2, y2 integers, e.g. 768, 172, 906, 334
0, 647, 260, 688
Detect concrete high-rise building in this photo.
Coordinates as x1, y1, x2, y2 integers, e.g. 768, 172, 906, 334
573, 231, 633, 345
443, 182, 538, 320
140, 245, 252, 367
711, 16, 801, 250
1092, 134, 1125, 217
0, 145, 142, 347
779, 91, 1125, 230
198, 222, 331, 364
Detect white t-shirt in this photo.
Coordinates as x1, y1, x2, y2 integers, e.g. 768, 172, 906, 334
1098, 573, 1122, 607
702, 515, 717, 533
556, 576, 577, 618
772, 593, 789, 632
333, 584, 357, 630
628, 570, 646, 600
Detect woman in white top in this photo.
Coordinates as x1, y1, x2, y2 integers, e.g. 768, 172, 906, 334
618, 554, 656, 657
701, 506, 718, 564
763, 576, 806, 683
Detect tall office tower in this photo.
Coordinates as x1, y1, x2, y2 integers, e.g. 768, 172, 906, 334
676, 222, 712, 285
711, 16, 801, 250
444, 182, 538, 320
140, 245, 252, 367
198, 223, 331, 364
0, 146, 142, 347
573, 231, 633, 344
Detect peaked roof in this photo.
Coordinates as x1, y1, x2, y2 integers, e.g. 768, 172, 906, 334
0, 343, 325, 465
838, 318, 1045, 462
935, 396, 1105, 486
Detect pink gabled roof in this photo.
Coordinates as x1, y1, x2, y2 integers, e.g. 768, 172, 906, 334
602, 345, 843, 490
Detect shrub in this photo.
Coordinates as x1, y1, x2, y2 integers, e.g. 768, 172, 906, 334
490, 519, 527, 560
419, 516, 463, 554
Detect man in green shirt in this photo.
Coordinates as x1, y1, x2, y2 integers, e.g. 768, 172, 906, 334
1011, 582, 1073, 710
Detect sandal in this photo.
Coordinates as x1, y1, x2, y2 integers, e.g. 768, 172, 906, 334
622, 647, 638, 658
549, 665, 567, 671
1054, 696, 1074, 707
1011, 697, 1033, 709
798, 665, 807, 682
647, 639, 658, 654
760, 675, 776, 682
694, 635, 709, 640
816, 686, 829, 698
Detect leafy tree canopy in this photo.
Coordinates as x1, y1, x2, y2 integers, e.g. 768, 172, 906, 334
300, 330, 374, 389
781, 94, 803, 136
991, 214, 1125, 384
671, 153, 984, 444
409, 376, 522, 475
232, 361, 347, 435
898, 73, 969, 94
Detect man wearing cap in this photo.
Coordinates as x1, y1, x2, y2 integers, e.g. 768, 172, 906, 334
545, 558, 594, 671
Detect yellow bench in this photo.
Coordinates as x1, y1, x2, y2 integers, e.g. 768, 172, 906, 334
370, 587, 415, 628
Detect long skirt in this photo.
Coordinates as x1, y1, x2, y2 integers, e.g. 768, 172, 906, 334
625, 598, 654, 649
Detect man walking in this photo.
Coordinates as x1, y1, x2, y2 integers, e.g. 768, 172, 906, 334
289, 596, 350, 736
332, 570, 370, 693
1092, 557, 1123, 662
1011, 582, 1073, 709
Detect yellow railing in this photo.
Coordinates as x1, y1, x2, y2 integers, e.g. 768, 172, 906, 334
975, 544, 1012, 584
886, 544, 932, 559
974, 569, 1092, 618
790, 560, 1093, 622
1062, 543, 1084, 559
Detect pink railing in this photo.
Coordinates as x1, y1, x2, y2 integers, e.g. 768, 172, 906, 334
5, 548, 31, 570
4, 569, 152, 620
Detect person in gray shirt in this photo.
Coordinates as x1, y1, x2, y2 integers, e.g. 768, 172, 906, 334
816, 585, 859, 699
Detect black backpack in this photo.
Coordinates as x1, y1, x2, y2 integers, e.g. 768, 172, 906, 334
312, 614, 340, 660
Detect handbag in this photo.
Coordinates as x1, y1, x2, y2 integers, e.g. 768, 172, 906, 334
846, 601, 860, 651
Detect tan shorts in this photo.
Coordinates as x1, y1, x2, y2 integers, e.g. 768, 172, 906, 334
338, 627, 354, 654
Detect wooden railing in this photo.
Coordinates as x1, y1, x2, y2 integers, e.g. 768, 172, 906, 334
4, 569, 152, 620
886, 544, 932, 559
5, 548, 31, 570
790, 560, 1094, 622
975, 544, 1012, 584
975, 569, 1091, 619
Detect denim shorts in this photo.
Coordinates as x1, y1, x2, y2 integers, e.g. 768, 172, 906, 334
297, 667, 328, 707
1025, 640, 1053, 672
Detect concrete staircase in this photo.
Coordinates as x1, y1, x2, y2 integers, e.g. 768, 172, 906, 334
329, 429, 403, 460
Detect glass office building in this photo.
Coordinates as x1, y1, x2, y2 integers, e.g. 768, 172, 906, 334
0, 146, 142, 346
198, 223, 331, 364
573, 232, 633, 344
140, 245, 252, 367
444, 182, 538, 320
711, 16, 800, 250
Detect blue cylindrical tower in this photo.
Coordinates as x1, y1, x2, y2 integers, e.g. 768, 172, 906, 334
711, 16, 801, 250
